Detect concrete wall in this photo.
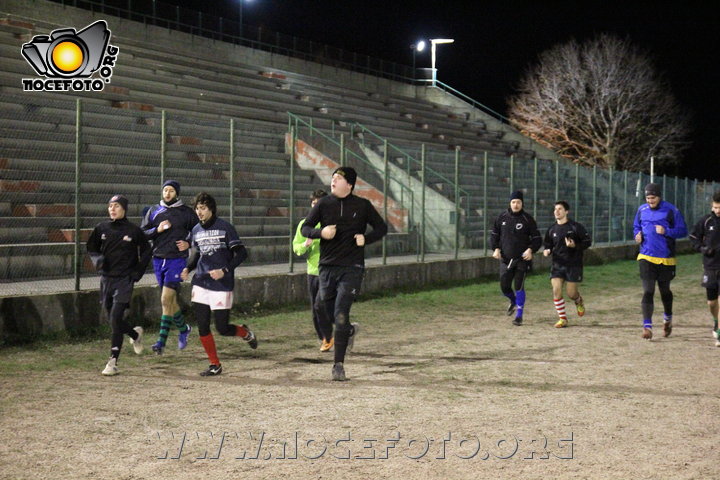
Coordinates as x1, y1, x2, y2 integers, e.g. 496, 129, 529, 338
1, 241, 690, 342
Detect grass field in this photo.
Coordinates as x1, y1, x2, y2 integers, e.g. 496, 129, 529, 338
1, 253, 718, 479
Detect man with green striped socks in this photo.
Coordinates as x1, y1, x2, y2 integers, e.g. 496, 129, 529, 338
141, 180, 199, 354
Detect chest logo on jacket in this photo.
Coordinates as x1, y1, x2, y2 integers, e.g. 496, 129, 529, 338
196, 230, 224, 257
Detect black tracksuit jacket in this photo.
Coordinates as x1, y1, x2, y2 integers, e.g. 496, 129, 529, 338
689, 212, 720, 270
86, 217, 152, 279
543, 220, 592, 267
490, 209, 542, 262
302, 193, 388, 268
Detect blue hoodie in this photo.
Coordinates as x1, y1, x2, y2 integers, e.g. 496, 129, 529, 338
633, 200, 687, 264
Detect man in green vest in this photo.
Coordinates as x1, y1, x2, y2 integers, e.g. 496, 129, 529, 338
293, 189, 333, 351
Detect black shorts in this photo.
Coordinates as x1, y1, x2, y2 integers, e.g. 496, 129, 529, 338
550, 263, 583, 283
702, 269, 720, 289
638, 259, 675, 282
318, 265, 364, 302
499, 258, 531, 276
100, 275, 134, 309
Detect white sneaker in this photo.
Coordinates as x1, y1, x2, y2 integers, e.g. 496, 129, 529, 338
713, 329, 719, 340
346, 323, 360, 352
102, 357, 118, 376
129, 326, 144, 354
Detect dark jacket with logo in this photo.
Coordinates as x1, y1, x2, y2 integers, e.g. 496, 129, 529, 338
302, 193, 388, 268
689, 213, 720, 270
87, 217, 152, 279
186, 216, 248, 292
141, 200, 198, 259
490, 209, 542, 262
543, 220, 592, 267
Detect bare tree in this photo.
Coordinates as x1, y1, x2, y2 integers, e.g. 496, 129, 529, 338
507, 34, 691, 172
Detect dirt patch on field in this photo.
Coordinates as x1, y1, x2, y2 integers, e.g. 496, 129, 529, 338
1, 257, 718, 479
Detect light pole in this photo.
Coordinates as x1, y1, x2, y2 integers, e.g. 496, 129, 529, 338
430, 38, 454, 86
410, 40, 426, 79
238, 0, 253, 39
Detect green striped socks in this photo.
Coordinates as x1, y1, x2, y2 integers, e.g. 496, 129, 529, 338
157, 315, 172, 347
173, 310, 189, 333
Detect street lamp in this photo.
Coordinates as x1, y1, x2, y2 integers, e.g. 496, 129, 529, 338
430, 38, 454, 86
410, 40, 426, 77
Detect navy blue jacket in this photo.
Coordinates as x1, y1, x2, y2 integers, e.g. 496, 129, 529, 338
141, 200, 198, 259
186, 216, 247, 292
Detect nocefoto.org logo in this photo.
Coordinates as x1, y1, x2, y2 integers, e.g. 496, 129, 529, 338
21, 20, 119, 92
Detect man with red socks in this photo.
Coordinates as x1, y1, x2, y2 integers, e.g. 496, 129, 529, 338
181, 192, 257, 376
543, 201, 592, 328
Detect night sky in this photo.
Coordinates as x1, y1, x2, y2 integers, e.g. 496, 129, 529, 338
164, 0, 720, 181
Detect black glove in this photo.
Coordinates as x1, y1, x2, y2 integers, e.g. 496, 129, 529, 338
130, 270, 144, 282
700, 246, 715, 257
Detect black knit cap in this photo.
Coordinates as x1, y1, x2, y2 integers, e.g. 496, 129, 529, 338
332, 167, 357, 188
510, 190, 524, 202
108, 194, 129, 211
644, 183, 662, 197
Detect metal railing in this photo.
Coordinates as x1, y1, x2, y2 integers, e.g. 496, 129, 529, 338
416, 79, 511, 125
287, 112, 418, 264
350, 121, 471, 199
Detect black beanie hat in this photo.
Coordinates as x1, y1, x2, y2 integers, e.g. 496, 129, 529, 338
163, 179, 180, 196
510, 190, 524, 202
332, 167, 357, 188
644, 183, 661, 197
108, 194, 129, 211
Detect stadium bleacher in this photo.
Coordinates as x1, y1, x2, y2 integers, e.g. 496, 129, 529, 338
0, 3, 620, 280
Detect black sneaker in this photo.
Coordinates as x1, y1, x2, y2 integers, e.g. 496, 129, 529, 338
241, 324, 258, 349
512, 317, 523, 326
200, 364, 222, 376
332, 362, 346, 381
507, 302, 517, 316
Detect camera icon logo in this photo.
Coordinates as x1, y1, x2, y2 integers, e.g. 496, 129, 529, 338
21, 20, 119, 92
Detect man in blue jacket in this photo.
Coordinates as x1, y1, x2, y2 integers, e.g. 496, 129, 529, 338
633, 183, 688, 339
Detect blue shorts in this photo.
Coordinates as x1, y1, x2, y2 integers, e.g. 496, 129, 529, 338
153, 257, 186, 289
